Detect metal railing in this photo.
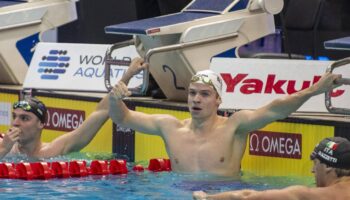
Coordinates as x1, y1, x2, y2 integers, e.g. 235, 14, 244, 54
104, 39, 149, 95
325, 57, 350, 114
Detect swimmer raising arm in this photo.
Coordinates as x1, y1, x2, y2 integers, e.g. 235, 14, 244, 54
109, 68, 342, 177
0, 58, 145, 159
233, 72, 342, 135
48, 58, 148, 155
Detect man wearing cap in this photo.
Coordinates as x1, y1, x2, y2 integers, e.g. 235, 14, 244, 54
109, 69, 342, 177
193, 136, 350, 199
0, 58, 147, 159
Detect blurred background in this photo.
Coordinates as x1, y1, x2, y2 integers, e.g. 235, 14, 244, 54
57, 0, 350, 60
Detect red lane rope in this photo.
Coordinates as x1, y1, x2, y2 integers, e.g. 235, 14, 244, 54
0, 158, 171, 180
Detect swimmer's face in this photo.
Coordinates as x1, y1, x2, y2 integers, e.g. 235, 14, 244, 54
12, 108, 44, 144
188, 83, 221, 119
311, 158, 329, 187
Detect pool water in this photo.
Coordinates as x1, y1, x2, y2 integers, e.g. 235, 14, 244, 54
0, 153, 314, 199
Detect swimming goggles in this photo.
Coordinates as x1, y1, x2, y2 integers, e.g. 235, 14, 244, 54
13, 101, 32, 111
191, 74, 215, 87
13, 100, 46, 122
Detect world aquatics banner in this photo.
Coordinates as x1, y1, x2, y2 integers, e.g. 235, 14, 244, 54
23, 42, 142, 92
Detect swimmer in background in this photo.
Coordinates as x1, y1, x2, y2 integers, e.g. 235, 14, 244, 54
193, 137, 350, 200
109, 67, 343, 177
0, 58, 147, 159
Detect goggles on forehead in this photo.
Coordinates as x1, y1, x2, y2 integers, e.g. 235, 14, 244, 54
13, 101, 32, 111
190, 74, 220, 95
191, 70, 223, 98
13, 100, 46, 122
191, 74, 215, 87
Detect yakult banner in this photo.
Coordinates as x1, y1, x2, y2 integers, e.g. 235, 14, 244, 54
211, 58, 350, 112
23, 42, 142, 92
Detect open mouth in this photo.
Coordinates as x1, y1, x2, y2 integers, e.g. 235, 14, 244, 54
192, 107, 202, 111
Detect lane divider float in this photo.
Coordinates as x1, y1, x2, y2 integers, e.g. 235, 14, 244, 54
0, 158, 171, 180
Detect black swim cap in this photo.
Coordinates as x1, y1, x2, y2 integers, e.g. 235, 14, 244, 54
310, 137, 350, 169
13, 97, 47, 123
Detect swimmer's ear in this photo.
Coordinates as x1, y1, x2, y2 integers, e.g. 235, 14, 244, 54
38, 121, 45, 129
325, 165, 335, 174
216, 96, 222, 106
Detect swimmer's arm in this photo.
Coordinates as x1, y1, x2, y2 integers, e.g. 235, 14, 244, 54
48, 59, 146, 154
48, 94, 110, 154
193, 189, 260, 200
109, 58, 173, 136
194, 189, 260, 200
234, 72, 341, 134
120, 58, 148, 86
193, 186, 310, 200
109, 95, 172, 136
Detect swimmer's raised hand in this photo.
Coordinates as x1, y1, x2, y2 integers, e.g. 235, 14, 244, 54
310, 72, 343, 95
2, 127, 20, 151
110, 81, 131, 100
128, 58, 148, 76
120, 57, 149, 85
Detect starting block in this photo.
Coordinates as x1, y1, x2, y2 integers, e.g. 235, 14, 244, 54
104, 0, 284, 100
0, 0, 77, 84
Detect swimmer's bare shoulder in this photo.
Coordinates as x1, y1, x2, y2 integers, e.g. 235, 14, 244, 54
36, 142, 59, 156
216, 112, 243, 134
150, 114, 190, 137
153, 114, 185, 129
227, 109, 264, 136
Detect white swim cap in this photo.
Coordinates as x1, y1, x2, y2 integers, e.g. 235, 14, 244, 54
190, 70, 223, 97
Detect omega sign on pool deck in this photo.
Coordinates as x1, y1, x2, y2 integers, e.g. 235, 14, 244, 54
249, 131, 302, 159
44, 107, 85, 132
